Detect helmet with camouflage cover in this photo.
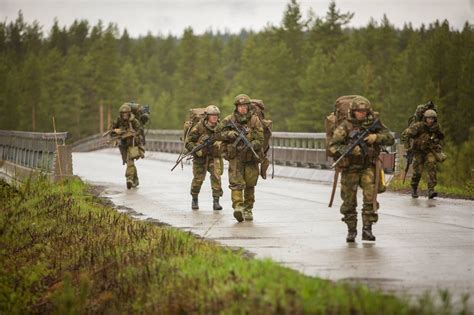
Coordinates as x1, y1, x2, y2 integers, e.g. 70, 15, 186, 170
119, 103, 131, 113
423, 109, 437, 119
205, 105, 220, 116
350, 96, 372, 112
234, 94, 251, 106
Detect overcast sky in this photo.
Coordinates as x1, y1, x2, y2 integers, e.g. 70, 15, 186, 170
1, 0, 472, 37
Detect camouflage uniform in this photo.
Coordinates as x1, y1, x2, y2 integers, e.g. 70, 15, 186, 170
221, 94, 264, 222
185, 119, 224, 201
328, 96, 394, 241
111, 105, 145, 189
401, 111, 445, 198
122, 102, 150, 144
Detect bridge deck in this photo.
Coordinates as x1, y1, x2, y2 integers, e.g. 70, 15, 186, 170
73, 149, 474, 306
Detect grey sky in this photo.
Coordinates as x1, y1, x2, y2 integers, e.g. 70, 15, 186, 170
1, 0, 472, 37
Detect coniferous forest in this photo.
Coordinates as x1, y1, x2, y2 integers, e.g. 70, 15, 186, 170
0, 1, 473, 191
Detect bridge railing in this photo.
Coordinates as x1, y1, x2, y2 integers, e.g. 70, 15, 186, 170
0, 130, 73, 183
73, 129, 397, 173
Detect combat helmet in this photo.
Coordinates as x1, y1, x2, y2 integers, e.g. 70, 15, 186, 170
119, 103, 131, 113
205, 105, 220, 116
350, 96, 372, 112
234, 94, 251, 106
423, 109, 437, 119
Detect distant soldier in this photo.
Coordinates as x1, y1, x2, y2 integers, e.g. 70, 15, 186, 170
110, 104, 145, 189
122, 101, 150, 144
220, 94, 264, 222
401, 109, 445, 199
328, 96, 395, 242
185, 105, 224, 210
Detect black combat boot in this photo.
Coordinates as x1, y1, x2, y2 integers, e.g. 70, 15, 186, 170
213, 197, 223, 210
346, 229, 357, 243
411, 184, 419, 198
126, 179, 133, 190
428, 189, 438, 199
362, 225, 376, 241
191, 196, 199, 210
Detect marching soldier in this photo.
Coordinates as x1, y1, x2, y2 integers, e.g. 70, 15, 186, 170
328, 96, 394, 242
401, 109, 446, 199
185, 105, 224, 210
220, 94, 264, 222
110, 104, 145, 189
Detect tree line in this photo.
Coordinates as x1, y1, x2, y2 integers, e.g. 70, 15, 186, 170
0, 1, 472, 190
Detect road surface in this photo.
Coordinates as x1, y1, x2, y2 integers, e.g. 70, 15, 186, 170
73, 149, 474, 306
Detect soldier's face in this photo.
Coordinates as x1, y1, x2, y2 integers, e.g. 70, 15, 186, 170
426, 117, 435, 126
237, 104, 248, 114
121, 112, 130, 120
354, 109, 367, 121
208, 114, 218, 124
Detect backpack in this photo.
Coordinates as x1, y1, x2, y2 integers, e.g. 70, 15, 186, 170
182, 108, 206, 142
325, 95, 359, 158
129, 102, 150, 125
407, 101, 437, 127
251, 99, 272, 155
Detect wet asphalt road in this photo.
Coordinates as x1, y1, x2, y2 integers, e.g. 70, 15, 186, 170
73, 149, 474, 307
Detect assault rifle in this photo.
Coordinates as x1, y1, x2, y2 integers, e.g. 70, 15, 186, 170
402, 149, 414, 184
331, 118, 383, 168
227, 119, 260, 159
171, 133, 218, 171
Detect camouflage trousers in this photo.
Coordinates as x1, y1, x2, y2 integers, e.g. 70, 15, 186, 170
340, 167, 378, 227
190, 157, 223, 198
411, 151, 437, 190
228, 158, 259, 211
119, 146, 138, 183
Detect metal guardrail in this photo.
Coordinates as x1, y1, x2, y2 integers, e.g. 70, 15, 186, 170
0, 130, 73, 183
73, 129, 397, 173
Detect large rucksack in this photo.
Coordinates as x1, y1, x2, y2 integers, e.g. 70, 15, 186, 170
325, 95, 359, 158
182, 108, 206, 142
251, 99, 272, 155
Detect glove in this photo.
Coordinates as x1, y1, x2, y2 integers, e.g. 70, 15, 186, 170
195, 149, 203, 157
226, 130, 239, 141
364, 134, 377, 144
113, 128, 123, 135
352, 145, 362, 156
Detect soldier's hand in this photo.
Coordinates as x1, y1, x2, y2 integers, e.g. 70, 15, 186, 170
226, 130, 239, 140
113, 128, 124, 135
195, 150, 204, 157
352, 145, 362, 156
364, 134, 377, 144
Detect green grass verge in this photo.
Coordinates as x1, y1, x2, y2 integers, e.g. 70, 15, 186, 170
0, 177, 469, 314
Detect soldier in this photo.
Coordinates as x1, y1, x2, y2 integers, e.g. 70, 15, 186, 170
220, 94, 264, 222
401, 109, 445, 199
111, 104, 145, 189
328, 96, 395, 242
185, 105, 224, 210
122, 101, 150, 144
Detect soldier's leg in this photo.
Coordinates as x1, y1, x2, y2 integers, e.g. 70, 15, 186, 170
426, 152, 438, 199
361, 167, 377, 241
208, 158, 223, 210
242, 161, 260, 221
190, 160, 206, 210
411, 153, 425, 197
228, 158, 245, 222
125, 159, 137, 189
119, 146, 127, 165
340, 170, 359, 241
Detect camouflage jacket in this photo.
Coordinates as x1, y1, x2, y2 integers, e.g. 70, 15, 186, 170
220, 112, 264, 162
401, 121, 444, 153
111, 115, 142, 146
185, 119, 222, 159
328, 115, 395, 169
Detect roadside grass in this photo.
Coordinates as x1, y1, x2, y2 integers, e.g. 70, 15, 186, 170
0, 177, 470, 314
388, 174, 474, 200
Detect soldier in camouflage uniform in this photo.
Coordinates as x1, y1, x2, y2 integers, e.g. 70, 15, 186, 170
185, 105, 224, 210
220, 94, 264, 222
111, 104, 145, 189
401, 109, 445, 199
122, 101, 150, 144
328, 96, 395, 242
